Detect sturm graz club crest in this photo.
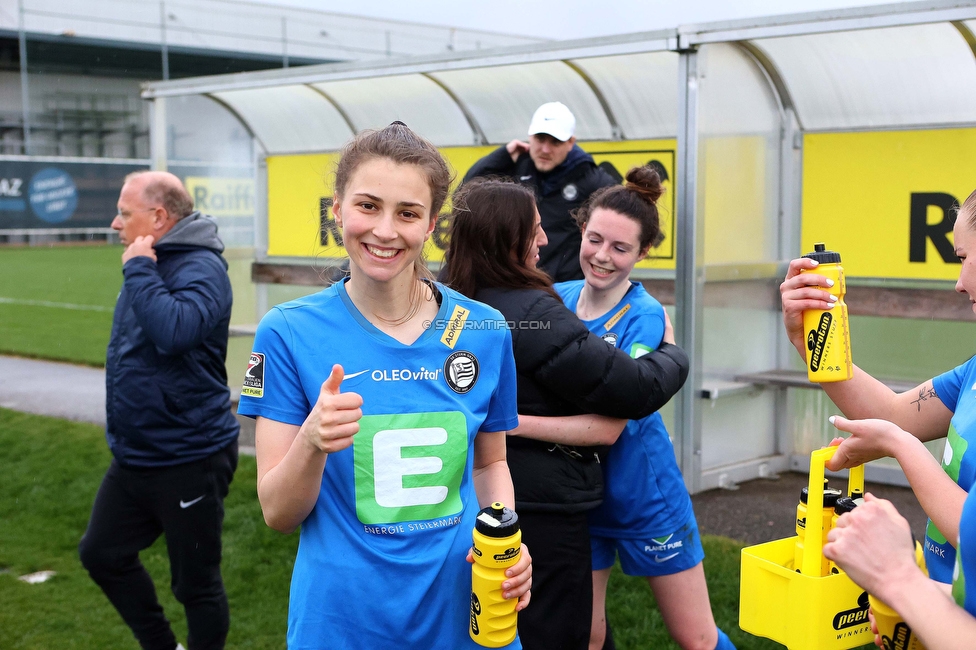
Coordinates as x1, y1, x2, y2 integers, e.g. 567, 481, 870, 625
444, 351, 479, 394
601, 332, 619, 347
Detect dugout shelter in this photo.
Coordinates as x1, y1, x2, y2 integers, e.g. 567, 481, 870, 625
142, 0, 976, 492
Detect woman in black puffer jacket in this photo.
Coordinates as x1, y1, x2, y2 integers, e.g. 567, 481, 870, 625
442, 179, 689, 650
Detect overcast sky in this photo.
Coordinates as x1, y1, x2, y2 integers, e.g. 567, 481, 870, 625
255, 0, 898, 39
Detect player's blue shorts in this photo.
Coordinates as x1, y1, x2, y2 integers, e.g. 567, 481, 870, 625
591, 517, 705, 577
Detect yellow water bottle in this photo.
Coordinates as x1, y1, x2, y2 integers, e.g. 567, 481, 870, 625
828, 496, 858, 574
470, 502, 521, 648
794, 481, 842, 575
868, 539, 929, 649
800, 243, 853, 382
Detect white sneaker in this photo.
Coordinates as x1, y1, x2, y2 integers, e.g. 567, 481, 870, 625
176, 644, 187, 650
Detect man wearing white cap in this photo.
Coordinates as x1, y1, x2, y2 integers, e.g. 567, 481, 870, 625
463, 101, 618, 281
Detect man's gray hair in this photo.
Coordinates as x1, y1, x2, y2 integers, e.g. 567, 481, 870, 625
124, 171, 194, 220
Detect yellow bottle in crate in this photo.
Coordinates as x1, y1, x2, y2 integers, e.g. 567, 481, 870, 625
800, 243, 853, 383
827, 497, 859, 574
739, 448, 872, 650
794, 481, 842, 576
868, 541, 929, 650
470, 502, 521, 648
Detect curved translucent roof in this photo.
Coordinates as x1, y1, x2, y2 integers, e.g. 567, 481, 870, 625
142, 3, 976, 153
754, 22, 976, 131
699, 43, 780, 136
569, 52, 679, 140
430, 61, 615, 143
212, 85, 353, 154
311, 75, 478, 146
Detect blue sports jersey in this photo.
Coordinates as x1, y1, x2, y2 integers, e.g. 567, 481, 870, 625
928, 356, 976, 583
952, 485, 976, 616
237, 279, 520, 650
555, 280, 694, 539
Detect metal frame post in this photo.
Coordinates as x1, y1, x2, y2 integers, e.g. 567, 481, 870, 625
160, 1, 170, 81
254, 151, 269, 320
18, 0, 31, 155
281, 17, 289, 68
149, 98, 168, 171
674, 47, 704, 494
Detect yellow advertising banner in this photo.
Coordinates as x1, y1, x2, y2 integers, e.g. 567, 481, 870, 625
265, 140, 677, 269
803, 129, 976, 280
183, 177, 254, 218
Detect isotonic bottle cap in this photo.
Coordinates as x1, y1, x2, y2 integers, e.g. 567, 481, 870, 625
800, 485, 843, 507
474, 502, 520, 538
802, 242, 841, 264
834, 496, 858, 515
803, 242, 840, 264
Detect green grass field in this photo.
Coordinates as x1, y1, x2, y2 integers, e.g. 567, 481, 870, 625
0, 245, 123, 366
0, 407, 801, 649
0, 245, 257, 380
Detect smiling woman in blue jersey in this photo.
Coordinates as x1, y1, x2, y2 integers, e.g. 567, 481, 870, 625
781, 188, 976, 587
236, 122, 532, 650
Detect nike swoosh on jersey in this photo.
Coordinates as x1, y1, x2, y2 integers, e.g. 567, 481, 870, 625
519, 175, 532, 181
179, 495, 205, 509
343, 370, 369, 380
654, 552, 680, 563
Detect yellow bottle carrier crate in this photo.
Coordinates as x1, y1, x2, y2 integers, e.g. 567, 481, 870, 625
739, 447, 872, 649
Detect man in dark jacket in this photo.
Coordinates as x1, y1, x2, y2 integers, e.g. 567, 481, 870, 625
78, 171, 239, 650
463, 101, 618, 281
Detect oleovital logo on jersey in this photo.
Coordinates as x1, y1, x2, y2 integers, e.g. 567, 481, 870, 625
444, 351, 479, 394
368, 367, 442, 382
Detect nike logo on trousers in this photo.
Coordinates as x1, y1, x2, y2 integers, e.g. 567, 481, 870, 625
180, 495, 205, 509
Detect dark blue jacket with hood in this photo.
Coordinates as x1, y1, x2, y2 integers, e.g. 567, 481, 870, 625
105, 211, 239, 467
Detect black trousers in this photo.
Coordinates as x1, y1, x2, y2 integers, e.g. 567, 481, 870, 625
517, 510, 592, 650
79, 443, 238, 650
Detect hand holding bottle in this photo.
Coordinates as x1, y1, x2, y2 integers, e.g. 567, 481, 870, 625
823, 494, 921, 604
780, 257, 838, 359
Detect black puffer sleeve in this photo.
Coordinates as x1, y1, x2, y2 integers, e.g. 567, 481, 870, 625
514, 292, 689, 419
462, 146, 517, 184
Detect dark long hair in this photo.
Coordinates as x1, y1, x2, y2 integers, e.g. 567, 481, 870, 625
443, 179, 557, 299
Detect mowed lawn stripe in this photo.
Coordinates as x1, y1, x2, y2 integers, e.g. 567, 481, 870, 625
0, 297, 113, 312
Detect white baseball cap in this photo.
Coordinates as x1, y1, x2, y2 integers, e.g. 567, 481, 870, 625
527, 102, 576, 142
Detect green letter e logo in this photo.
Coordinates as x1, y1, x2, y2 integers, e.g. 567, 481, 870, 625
354, 411, 467, 525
